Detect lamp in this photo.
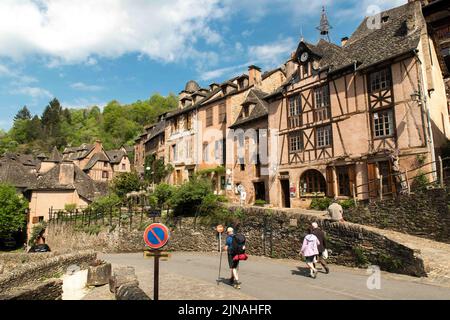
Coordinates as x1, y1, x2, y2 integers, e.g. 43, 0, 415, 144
410, 90, 421, 103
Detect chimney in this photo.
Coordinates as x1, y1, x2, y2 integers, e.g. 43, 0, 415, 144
94, 140, 102, 152
209, 83, 220, 91
59, 162, 75, 185
341, 37, 349, 47
248, 65, 262, 87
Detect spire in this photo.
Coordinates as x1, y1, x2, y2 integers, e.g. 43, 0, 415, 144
317, 6, 332, 42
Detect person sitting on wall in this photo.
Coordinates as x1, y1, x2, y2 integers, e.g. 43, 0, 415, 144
28, 230, 51, 253
327, 198, 345, 222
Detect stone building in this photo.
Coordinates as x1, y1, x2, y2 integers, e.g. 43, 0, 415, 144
62, 141, 131, 182
266, 1, 450, 208
0, 153, 108, 238
163, 65, 285, 200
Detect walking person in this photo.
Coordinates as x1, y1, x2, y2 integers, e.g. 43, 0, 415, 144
311, 222, 330, 274
301, 228, 320, 279
224, 227, 246, 289
328, 198, 345, 222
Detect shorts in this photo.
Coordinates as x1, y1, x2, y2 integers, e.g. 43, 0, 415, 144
228, 254, 240, 269
305, 256, 316, 263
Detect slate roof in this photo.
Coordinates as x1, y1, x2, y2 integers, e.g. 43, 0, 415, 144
62, 144, 94, 161
230, 89, 269, 128
83, 152, 110, 171
145, 120, 166, 143
106, 150, 127, 164
0, 155, 38, 188
48, 147, 63, 163
32, 164, 108, 201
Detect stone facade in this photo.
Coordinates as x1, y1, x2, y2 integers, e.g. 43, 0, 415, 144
346, 188, 450, 243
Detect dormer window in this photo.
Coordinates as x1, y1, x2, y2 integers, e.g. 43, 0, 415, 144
381, 15, 389, 24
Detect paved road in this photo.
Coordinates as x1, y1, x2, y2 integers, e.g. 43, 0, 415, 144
100, 252, 450, 300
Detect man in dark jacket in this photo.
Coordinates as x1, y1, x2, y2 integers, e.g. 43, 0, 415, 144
311, 222, 329, 274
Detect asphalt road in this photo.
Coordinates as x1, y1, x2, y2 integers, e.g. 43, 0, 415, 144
100, 252, 450, 300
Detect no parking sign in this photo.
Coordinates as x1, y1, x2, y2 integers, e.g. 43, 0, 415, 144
143, 223, 170, 250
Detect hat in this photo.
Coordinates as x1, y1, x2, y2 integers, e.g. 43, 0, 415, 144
227, 227, 234, 234
311, 222, 319, 229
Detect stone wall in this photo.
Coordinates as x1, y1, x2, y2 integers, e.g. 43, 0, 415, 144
0, 251, 96, 294
0, 279, 63, 300
346, 188, 450, 243
0, 252, 57, 274
47, 209, 426, 277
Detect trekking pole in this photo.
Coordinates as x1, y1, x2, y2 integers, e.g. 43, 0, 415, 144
217, 231, 223, 285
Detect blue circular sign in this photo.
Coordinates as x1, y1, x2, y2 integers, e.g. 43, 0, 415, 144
143, 223, 170, 250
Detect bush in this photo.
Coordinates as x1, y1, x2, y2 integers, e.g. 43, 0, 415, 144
254, 199, 267, 207
339, 199, 356, 209
154, 183, 175, 208
310, 197, 333, 210
170, 177, 214, 217
89, 194, 122, 217
411, 170, 429, 191
110, 171, 143, 199
0, 183, 29, 236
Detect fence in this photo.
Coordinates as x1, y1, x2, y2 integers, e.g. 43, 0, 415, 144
48, 204, 163, 230
352, 156, 449, 205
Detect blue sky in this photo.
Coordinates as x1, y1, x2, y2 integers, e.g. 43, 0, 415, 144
0, 0, 405, 131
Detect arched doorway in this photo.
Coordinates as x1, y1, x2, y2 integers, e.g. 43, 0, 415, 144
300, 170, 326, 195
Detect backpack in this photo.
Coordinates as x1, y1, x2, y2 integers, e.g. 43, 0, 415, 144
231, 233, 246, 256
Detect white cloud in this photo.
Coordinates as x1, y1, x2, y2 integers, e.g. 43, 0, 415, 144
248, 37, 296, 69
199, 62, 250, 82
11, 86, 53, 99
70, 82, 104, 92
63, 98, 107, 110
0, 0, 227, 65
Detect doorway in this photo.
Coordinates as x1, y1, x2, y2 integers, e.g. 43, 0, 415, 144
280, 180, 291, 208
254, 182, 266, 202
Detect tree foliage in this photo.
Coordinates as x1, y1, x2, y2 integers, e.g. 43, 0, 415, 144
110, 171, 143, 200
0, 184, 29, 236
0, 93, 178, 155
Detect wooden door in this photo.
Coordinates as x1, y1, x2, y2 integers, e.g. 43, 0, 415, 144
367, 162, 378, 199
326, 167, 335, 198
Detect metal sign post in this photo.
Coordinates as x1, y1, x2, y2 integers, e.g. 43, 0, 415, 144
143, 223, 170, 301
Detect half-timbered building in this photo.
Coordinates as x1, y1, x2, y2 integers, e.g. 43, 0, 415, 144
267, 1, 450, 208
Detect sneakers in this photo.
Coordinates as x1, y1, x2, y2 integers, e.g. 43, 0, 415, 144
233, 281, 241, 289
310, 269, 317, 279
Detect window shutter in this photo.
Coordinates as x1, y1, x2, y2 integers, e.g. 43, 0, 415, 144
348, 164, 356, 196
326, 167, 335, 197
367, 162, 378, 198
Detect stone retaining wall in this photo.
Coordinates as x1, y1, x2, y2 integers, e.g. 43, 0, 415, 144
0, 251, 96, 294
0, 279, 63, 300
346, 188, 450, 243
47, 209, 426, 277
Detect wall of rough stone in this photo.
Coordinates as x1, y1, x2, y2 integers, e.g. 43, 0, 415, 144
46, 209, 426, 277
0, 279, 63, 300
0, 252, 57, 274
0, 251, 96, 294
346, 188, 450, 243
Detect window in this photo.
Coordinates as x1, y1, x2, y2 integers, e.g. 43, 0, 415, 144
373, 109, 394, 138
317, 125, 332, 148
203, 143, 209, 162
186, 114, 192, 130
173, 144, 178, 162
206, 107, 213, 127
369, 68, 391, 93
289, 133, 303, 153
314, 85, 330, 121
185, 138, 193, 160
303, 63, 310, 77
102, 171, 109, 179
337, 166, 350, 196
173, 118, 179, 133
378, 161, 394, 195
300, 170, 326, 194
122, 164, 126, 170
103, 162, 108, 167
215, 140, 223, 164
288, 95, 302, 128
219, 103, 226, 123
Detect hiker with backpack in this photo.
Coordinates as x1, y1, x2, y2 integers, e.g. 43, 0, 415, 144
301, 227, 320, 279
224, 227, 247, 289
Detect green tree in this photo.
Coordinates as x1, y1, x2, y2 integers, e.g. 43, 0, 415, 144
154, 183, 175, 208
0, 184, 29, 236
14, 106, 32, 121
170, 177, 214, 217
144, 155, 174, 184
110, 171, 143, 199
